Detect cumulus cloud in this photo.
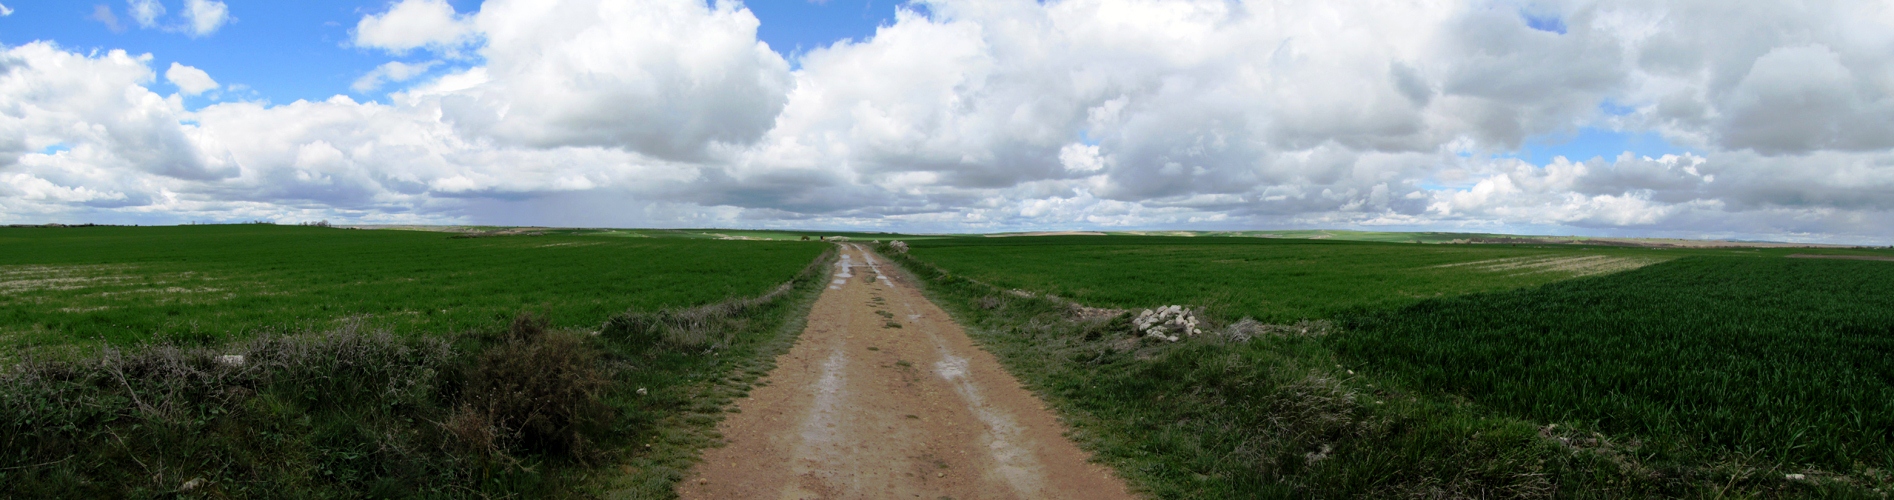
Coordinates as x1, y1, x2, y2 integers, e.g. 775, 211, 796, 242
164, 62, 218, 95
0, 3, 14, 17
6, 0, 1894, 244
435, 0, 792, 159
350, 60, 440, 93
1, 43, 233, 184
181, 0, 230, 37
353, 0, 476, 54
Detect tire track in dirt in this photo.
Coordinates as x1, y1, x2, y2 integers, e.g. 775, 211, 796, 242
678, 244, 1133, 499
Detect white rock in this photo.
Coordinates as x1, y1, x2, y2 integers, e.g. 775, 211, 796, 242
215, 355, 245, 367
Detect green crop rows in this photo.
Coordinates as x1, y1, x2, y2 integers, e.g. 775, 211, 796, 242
0, 225, 827, 349
896, 235, 1894, 497
1336, 256, 1894, 472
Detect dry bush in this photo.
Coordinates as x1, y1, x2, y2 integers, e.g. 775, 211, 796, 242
603, 282, 794, 350
451, 314, 613, 462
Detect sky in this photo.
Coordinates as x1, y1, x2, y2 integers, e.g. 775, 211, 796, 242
1, 1, 1891, 244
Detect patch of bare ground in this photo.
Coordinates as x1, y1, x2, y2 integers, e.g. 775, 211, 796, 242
1786, 253, 1894, 262
1432, 254, 1666, 277
0, 264, 140, 294
677, 244, 1133, 500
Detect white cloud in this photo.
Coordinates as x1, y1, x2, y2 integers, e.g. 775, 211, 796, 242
1, 43, 232, 185
350, 60, 441, 93
181, 0, 229, 37
353, 0, 476, 54
128, 0, 165, 28
429, 0, 792, 160
164, 62, 218, 95
0, 3, 14, 17
90, 5, 126, 33
8, 0, 1894, 244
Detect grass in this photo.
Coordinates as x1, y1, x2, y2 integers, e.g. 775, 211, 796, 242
884, 237, 1894, 498
1334, 256, 1894, 475
0, 225, 838, 497
0, 225, 826, 348
905, 235, 1681, 323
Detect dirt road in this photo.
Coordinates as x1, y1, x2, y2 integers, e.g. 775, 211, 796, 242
678, 244, 1134, 500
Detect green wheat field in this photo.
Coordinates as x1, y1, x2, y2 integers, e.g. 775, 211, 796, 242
4, 225, 1892, 497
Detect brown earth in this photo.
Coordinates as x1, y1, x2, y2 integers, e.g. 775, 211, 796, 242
677, 244, 1134, 500
1787, 253, 1894, 262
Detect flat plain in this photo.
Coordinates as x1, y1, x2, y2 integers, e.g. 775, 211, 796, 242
895, 235, 1894, 498
0, 224, 834, 497
0, 224, 826, 349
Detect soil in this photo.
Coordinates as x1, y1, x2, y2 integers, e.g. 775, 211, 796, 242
677, 244, 1134, 500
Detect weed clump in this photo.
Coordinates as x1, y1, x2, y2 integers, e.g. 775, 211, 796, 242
0, 326, 461, 497
449, 314, 613, 463
602, 282, 793, 350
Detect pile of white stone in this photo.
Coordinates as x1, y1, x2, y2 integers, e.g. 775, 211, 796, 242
1134, 305, 1202, 342
889, 240, 909, 254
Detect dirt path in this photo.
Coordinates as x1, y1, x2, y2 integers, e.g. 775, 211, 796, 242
678, 244, 1134, 500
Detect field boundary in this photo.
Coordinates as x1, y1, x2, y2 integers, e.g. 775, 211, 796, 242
597, 246, 838, 498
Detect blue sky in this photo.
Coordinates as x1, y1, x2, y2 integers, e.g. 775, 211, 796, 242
0, 0, 901, 104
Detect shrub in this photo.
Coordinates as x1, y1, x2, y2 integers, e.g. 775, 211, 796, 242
451, 314, 613, 462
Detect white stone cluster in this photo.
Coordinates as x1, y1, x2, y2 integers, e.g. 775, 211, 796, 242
889, 240, 909, 254
1134, 305, 1202, 342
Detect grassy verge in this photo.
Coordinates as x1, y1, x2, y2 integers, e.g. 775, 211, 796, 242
0, 247, 836, 498
597, 248, 836, 498
880, 244, 1888, 498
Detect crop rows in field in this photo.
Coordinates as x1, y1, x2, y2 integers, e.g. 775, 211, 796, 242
0, 225, 828, 347
1336, 256, 1894, 471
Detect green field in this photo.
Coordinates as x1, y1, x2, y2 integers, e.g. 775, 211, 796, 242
0, 224, 835, 497
1335, 256, 1894, 471
892, 236, 1894, 497
0, 225, 827, 348
908, 235, 1686, 322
